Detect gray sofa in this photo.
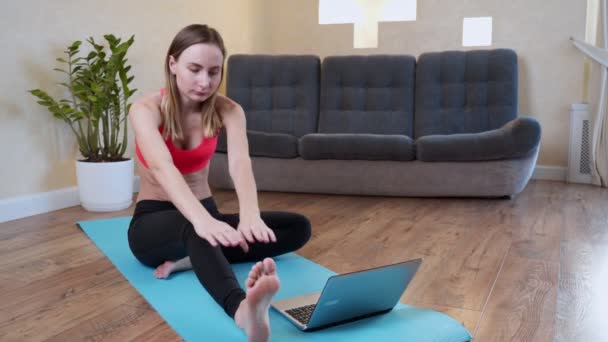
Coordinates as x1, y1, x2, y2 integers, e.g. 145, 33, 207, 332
209, 49, 541, 197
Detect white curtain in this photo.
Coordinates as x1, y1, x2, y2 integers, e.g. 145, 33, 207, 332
592, 0, 608, 186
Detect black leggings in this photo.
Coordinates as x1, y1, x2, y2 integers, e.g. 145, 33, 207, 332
127, 197, 311, 319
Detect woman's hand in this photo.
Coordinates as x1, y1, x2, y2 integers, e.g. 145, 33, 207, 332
193, 219, 249, 252
238, 214, 277, 244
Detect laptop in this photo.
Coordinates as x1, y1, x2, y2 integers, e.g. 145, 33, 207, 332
271, 258, 422, 331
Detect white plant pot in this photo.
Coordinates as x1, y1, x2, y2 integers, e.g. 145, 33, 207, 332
76, 159, 134, 212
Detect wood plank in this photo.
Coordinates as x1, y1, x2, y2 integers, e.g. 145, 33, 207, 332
44, 305, 179, 342
474, 251, 558, 341
0, 276, 142, 341
416, 224, 511, 311
508, 205, 562, 262
0, 233, 92, 267
555, 240, 608, 342
0, 223, 73, 256
554, 185, 608, 342
2, 240, 106, 290
0, 259, 118, 323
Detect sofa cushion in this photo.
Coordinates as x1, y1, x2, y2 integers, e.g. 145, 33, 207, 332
415, 49, 518, 138
217, 130, 298, 159
299, 133, 415, 161
226, 55, 320, 137
319, 55, 416, 136
416, 117, 541, 162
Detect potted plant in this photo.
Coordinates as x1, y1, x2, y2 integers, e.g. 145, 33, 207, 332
30, 34, 137, 212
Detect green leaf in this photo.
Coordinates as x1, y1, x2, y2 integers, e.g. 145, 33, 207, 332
69, 40, 82, 51
56, 57, 68, 63
29, 89, 46, 97
91, 83, 102, 93
53, 68, 68, 74
52, 112, 65, 120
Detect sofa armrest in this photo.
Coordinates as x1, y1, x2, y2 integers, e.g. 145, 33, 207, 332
416, 116, 541, 162
299, 133, 415, 161
217, 130, 299, 158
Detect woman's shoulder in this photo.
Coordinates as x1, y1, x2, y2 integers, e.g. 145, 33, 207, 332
129, 90, 163, 126
136, 89, 163, 109
215, 94, 243, 121
132, 90, 163, 115
215, 95, 245, 129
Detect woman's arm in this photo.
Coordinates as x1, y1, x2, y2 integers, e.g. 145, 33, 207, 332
130, 96, 246, 249
221, 100, 260, 217
220, 96, 276, 243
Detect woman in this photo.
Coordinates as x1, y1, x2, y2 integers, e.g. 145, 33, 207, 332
127, 24, 311, 342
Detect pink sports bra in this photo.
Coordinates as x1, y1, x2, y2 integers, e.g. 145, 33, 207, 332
135, 89, 219, 174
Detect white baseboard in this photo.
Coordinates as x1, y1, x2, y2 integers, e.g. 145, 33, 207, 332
0, 176, 141, 224
1, 165, 567, 224
0, 187, 81, 224
531, 165, 568, 181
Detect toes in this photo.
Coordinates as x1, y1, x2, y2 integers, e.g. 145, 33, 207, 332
247, 261, 267, 288
263, 258, 276, 275
248, 263, 261, 282
254, 262, 263, 276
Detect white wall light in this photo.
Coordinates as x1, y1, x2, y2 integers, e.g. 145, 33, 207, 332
462, 17, 493, 47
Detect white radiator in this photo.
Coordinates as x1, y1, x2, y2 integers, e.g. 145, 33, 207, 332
568, 103, 593, 184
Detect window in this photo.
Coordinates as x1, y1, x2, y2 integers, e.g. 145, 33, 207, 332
319, 0, 417, 48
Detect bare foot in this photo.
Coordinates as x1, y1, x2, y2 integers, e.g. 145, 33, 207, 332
235, 258, 280, 342
154, 260, 176, 279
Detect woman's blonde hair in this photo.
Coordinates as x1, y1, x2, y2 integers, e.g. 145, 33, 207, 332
161, 24, 226, 140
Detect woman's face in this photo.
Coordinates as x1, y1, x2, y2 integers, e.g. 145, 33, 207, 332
169, 43, 223, 103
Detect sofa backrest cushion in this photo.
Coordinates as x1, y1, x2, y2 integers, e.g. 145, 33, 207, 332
414, 49, 518, 138
319, 55, 416, 137
226, 55, 320, 137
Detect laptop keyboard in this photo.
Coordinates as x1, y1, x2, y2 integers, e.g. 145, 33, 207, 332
286, 304, 316, 325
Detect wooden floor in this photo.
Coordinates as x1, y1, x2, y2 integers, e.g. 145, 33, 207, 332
0, 180, 607, 341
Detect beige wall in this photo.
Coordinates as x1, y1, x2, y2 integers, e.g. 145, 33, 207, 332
0, 0, 267, 199
0, 0, 597, 200
265, 0, 590, 167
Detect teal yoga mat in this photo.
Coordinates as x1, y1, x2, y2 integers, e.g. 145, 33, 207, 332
78, 217, 472, 342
